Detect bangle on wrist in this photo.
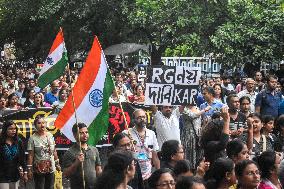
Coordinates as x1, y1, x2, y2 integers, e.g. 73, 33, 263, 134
27, 165, 32, 167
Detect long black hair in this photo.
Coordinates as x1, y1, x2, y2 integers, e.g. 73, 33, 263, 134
200, 119, 224, 148
204, 158, 234, 189
0, 120, 18, 144
112, 132, 130, 148
226, 139, 246, 159
213, 83, 225, 103
148, 168, 175, 189
176, 176, 204, 189
95, 150, 134, 189
256, 151, 276, 179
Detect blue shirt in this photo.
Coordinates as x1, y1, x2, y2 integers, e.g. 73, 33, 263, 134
255, 90, 282, 118
197, 92, 205, 107
200, 99, 224, 117
44, 92, 58, 105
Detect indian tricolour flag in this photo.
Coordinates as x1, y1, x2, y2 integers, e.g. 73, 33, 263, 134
38, 28, 68, 89
54, 36, 114, 145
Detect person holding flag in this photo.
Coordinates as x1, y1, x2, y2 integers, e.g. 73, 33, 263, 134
62, 123, 102, 189
55, 36, 115, 188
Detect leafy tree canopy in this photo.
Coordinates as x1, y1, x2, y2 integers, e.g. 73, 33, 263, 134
0, 0, 131, 63
211, 0, 284, 70
122, 0, 229, 64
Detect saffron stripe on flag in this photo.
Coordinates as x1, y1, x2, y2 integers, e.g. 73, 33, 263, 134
49, 28, 64, 54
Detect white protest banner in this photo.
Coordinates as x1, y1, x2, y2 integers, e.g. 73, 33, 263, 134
145, 66, 201, 105
137, 64, 147, 82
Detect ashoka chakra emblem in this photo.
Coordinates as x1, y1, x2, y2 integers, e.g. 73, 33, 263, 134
89, 89, 103, 107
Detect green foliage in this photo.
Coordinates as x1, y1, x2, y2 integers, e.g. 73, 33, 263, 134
122, 0, 229, 64
211, 0, 284, 68
0, 0, 131, 63
164, 33, 201, 57
0, 0, 282, 68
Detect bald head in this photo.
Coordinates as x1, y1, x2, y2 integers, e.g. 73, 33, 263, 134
133, 109, 146, 119
245, 78, 255, 92
133, 109, 147, 128
51, 80, 60, 94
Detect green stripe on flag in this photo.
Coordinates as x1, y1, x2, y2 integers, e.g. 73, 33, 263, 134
38, 52, 68, 89
87, 69, 115, 145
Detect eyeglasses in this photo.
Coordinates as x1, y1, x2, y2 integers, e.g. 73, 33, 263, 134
135, 116, 146, 120
176, 151, 184, 154
156, 180, 176, 187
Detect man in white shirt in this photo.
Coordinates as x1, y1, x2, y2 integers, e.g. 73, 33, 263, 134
221, 76, 235, 91
152, 105, 184, 148
238, 78, 258, 112
123, 109, 160, 180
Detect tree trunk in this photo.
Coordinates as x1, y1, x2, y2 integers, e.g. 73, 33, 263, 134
243, 62, 261, 77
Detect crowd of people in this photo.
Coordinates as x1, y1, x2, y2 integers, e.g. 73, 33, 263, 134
0, 63, 284, 189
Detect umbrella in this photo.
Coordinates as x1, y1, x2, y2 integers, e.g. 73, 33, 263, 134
104, 43, 149, 55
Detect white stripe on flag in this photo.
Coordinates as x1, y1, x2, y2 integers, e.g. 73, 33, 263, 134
39, 43, 65, 76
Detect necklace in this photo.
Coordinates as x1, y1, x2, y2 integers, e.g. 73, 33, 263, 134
133, 128, 146, 147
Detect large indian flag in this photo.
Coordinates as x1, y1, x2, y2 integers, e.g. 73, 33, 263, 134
54, 36, 114, 145
38, 28, 68, 89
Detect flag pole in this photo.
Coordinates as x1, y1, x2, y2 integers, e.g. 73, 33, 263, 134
60, 27, 86, 188
66, 59, 86, 189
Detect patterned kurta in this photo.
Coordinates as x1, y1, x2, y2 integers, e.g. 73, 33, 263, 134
181, 108, 203, 169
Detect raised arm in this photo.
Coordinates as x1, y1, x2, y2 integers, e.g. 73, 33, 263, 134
220, 106, 230, 135
151, 105, 158, 114
246, 117, 254, 151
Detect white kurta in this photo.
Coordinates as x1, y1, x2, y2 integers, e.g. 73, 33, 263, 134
153, 108, 181, 148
